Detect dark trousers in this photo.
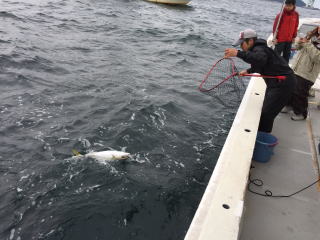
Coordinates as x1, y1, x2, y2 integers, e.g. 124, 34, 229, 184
288, 74, 314, 118
258, 74, 295, 133
274, 42, 292, 63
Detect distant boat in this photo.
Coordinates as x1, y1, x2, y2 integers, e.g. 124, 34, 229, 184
146, 0, 191, 5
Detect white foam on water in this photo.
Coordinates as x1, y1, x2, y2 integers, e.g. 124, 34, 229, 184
93, 142, 104, 147
132, 153, 150, 164
45, 229, 56, 237
19, 175, 29, 181
9, 228, 15, 240
79, 138, 91, 148
87, 184, 101, 191
58, 137, 70, 143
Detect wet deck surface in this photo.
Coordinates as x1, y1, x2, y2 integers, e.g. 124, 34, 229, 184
240, 92, 320, 240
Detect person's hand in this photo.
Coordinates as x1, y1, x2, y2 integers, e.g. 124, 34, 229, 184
239, 70, 248, 76
297, 37, 308, 44
272, 39, 278, 45
224, 48, 238, 58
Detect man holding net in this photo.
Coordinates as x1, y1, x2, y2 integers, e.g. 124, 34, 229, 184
224, 29, 296, 133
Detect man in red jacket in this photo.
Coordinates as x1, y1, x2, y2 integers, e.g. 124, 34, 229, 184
273, 0, 299, 62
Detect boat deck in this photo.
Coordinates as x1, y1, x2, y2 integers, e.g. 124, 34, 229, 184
240, 91, 320, 240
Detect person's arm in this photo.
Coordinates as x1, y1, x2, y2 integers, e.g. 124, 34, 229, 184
292, 12, 299, 39
294, 35, 307, 50
295, 41, 303, 50
304, 42, 320, 64
237, 47, 268, 73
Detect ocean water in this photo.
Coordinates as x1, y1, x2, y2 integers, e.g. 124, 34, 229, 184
0, 0, 319, 239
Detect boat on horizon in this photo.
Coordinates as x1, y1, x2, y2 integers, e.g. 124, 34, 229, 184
146, 0, 191, 5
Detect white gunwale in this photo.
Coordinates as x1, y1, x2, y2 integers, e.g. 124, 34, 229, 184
185, 77, 267, 240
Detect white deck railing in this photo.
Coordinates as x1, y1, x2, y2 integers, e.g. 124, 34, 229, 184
185, 77, 266, 240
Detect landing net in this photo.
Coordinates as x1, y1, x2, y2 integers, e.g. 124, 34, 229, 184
199, 58, 245, 100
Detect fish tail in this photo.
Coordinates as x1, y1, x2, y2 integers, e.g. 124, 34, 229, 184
72, 149, 82, 156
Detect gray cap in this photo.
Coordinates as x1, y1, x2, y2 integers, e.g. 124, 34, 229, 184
232, 29, 257, 47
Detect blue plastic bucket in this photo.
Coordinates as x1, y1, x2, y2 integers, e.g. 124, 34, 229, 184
290, 49, 297, 60
252, 132, 278, 163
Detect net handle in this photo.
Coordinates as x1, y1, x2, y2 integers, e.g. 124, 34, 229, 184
199, 58, 237, 92
198, 58, 287, 93
241, 74, 286, 81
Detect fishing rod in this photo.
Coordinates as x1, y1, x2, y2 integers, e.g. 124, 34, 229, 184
272, 0, 286, 46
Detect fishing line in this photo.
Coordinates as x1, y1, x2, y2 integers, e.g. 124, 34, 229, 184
248, 166, 320, 198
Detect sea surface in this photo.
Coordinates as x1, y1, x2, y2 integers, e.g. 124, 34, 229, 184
0, 0, 319, 239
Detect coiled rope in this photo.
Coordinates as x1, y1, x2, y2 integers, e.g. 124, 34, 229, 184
248, 166, 320, 198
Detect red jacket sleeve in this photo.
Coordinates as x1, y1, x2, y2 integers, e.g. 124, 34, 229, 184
273, 14, 280, 34
293, 12, 299, 38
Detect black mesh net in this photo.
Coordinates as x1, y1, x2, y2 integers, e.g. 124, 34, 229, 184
199, 58, 246, 101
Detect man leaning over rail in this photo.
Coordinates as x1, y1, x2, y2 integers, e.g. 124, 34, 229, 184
224, 29, 296, 133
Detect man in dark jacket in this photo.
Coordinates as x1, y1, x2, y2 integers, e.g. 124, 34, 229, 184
224, 29, 296, 133
273, 0, 299, 62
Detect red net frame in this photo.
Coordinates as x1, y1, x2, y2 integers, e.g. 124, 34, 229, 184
199, 58, 245, 98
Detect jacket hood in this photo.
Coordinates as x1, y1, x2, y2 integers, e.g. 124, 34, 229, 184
251, 39, 267, 49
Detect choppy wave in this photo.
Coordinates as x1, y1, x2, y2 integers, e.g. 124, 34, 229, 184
0, 11, 23, 21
